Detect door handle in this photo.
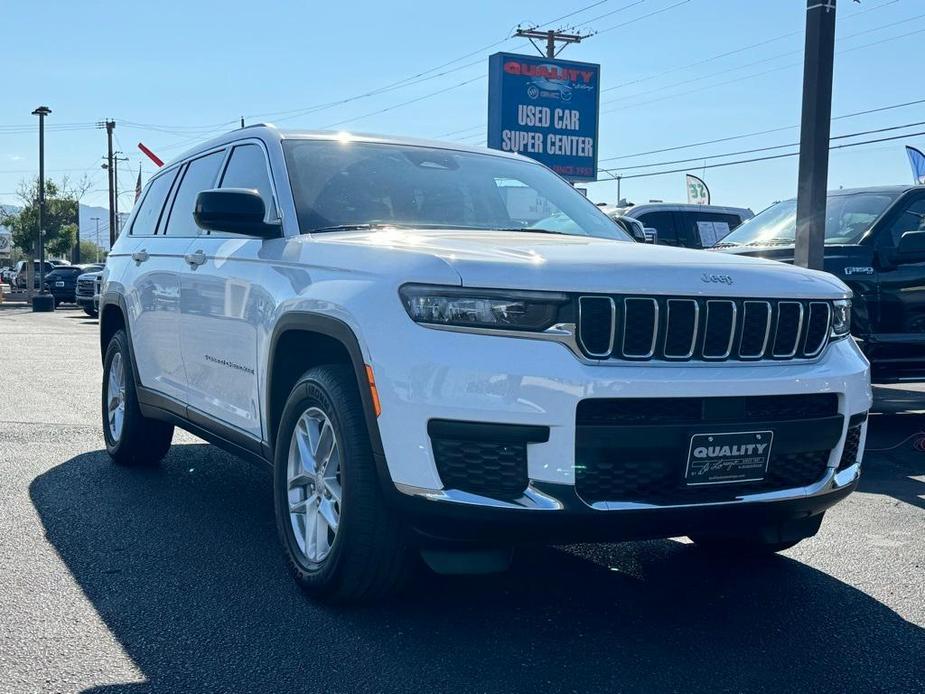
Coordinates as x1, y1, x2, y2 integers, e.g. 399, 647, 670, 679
131, 249, 149, 263
184, 249, 207, 267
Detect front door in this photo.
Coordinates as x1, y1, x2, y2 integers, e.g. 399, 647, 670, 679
179, 142, 278, 442
871, 193, 925, 375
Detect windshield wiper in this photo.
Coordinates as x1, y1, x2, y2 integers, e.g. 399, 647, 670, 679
309, 223, 401, 233
494, 227, 569, 236
745, 237, 794, 247
711, 241, 739, 248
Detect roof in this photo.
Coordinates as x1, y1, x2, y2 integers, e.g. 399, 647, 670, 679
165, 123, 523, 171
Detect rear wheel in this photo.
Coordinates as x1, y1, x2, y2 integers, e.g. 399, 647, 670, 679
102, 329, 173, 466
273, 364, 410, 603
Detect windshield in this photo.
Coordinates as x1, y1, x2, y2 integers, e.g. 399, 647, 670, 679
282, 139, 631, 241
720, 192, 896, 247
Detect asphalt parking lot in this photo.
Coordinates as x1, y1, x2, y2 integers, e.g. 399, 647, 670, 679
0, 306, 922, 693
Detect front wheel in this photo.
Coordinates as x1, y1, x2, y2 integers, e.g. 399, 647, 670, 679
273, 364, 410, 603
83, 305, 98, 317
102, 329, 174, 466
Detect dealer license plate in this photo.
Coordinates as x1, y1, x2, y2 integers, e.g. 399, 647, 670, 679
685, 431, 773, 485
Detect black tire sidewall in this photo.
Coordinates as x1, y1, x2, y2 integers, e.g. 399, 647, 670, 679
274, 371, 354, 589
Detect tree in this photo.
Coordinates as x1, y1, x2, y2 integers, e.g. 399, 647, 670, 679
78, 239, 106, 263
0, 177, 85, 260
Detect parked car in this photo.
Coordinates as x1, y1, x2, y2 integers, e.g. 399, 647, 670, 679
99, 126, 869, 603
613, 203, 753, 249
11, 260, 56, 289
43, 265, 102, 306
0, 266, 13, 287
76, 269, 103, 316
597, 205, 654, 243
715, 185, 925, 382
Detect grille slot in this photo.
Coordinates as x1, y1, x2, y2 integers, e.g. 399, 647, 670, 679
703, 300, 737, 359
575, 296, 831, 362
803, 302, 831, 357
664, 299, 699, 358
577, 296, 615, 357
772, 301, 804, 358
622, 298, 658, 358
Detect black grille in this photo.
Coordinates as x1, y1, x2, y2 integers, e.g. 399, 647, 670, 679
575, 295, 833, 362
76, 278, 95, 296
431, 439, 528, 498
575, 449, 830, 504
575, 394, 842, 505
577, 394, 838, 426
838, 425, 862, 471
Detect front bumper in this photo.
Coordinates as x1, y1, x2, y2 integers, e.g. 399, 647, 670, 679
367, 317, 871, 539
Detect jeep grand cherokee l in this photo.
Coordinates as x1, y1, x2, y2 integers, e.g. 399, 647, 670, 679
99, 126, 871, 603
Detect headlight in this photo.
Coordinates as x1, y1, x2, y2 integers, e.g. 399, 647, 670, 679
400, 284, 567, 332
831, 299, 852, 340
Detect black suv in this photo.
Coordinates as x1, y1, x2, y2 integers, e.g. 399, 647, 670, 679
43, 264, 103, 306
716, 185, 925, 382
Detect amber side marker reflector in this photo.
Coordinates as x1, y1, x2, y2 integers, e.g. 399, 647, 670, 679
365, 364, 382, 417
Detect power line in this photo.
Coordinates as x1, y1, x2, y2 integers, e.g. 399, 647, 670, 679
602, 128, 925, 181
604, 120, 925, 172
599, 97, 925, 162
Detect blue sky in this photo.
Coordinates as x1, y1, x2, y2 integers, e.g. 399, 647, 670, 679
1, 0, 922, 217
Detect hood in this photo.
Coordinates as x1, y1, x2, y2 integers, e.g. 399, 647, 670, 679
318, 228, 851, 299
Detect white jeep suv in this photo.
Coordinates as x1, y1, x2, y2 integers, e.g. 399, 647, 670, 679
99, 125, 871, 603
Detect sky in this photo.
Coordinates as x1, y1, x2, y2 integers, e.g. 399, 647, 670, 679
2, 0, 923, 224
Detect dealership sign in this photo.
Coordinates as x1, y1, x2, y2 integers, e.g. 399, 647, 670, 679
488, 52, 600, 182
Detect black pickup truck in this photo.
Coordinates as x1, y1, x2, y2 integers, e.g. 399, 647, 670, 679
716, 185, 925, 383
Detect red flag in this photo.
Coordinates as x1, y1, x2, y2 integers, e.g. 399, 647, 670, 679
135, 165, 142, 202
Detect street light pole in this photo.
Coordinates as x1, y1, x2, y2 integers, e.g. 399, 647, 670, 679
31, 106, 54, 313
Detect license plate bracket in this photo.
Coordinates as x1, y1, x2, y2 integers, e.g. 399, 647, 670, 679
685, 431, 773, 486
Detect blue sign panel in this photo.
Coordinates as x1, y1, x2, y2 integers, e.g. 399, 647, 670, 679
488, 52, 600, 182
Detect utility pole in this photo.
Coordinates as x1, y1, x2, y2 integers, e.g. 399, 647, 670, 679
113, 152, 128, 236
97, 119, 116, 248
794, 0, 837, 270
514, 27, 592, 58
31, 106, 54, 312
91, 216, 101, 262
616, 175, 622, 206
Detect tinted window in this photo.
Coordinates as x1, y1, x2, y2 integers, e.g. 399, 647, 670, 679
676, 211, 744, 248
220, 144, 277, 220
164, 150, 225, 236
884, 196, 925, 247
635, 211, 679, 246
131, 171, 178, 236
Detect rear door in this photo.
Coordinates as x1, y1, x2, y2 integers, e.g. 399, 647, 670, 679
178, 141, 277, 442
121, 165, 193, 403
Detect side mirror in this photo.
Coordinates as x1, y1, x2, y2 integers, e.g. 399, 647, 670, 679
895, 230, 925, 264
194, 188, 281, 238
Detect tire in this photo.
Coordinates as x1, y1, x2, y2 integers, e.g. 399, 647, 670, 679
102, 329, 174, 466
273, 364, 410, 603
689, 513, 824, 556
83, 306, 98, 318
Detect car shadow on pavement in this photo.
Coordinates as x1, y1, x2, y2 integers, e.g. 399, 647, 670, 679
860, 413, 925, 512
31, 444, 924, 694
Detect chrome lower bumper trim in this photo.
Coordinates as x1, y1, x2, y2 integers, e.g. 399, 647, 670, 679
395, 462, 861, 512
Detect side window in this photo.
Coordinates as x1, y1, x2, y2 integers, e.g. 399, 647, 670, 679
219, 144, 277, 220
163, 150, 225, 236
883, 197, 925, 247
678, 212, 740, 248
636, 211, 679, 246
130, 170, 178, 236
